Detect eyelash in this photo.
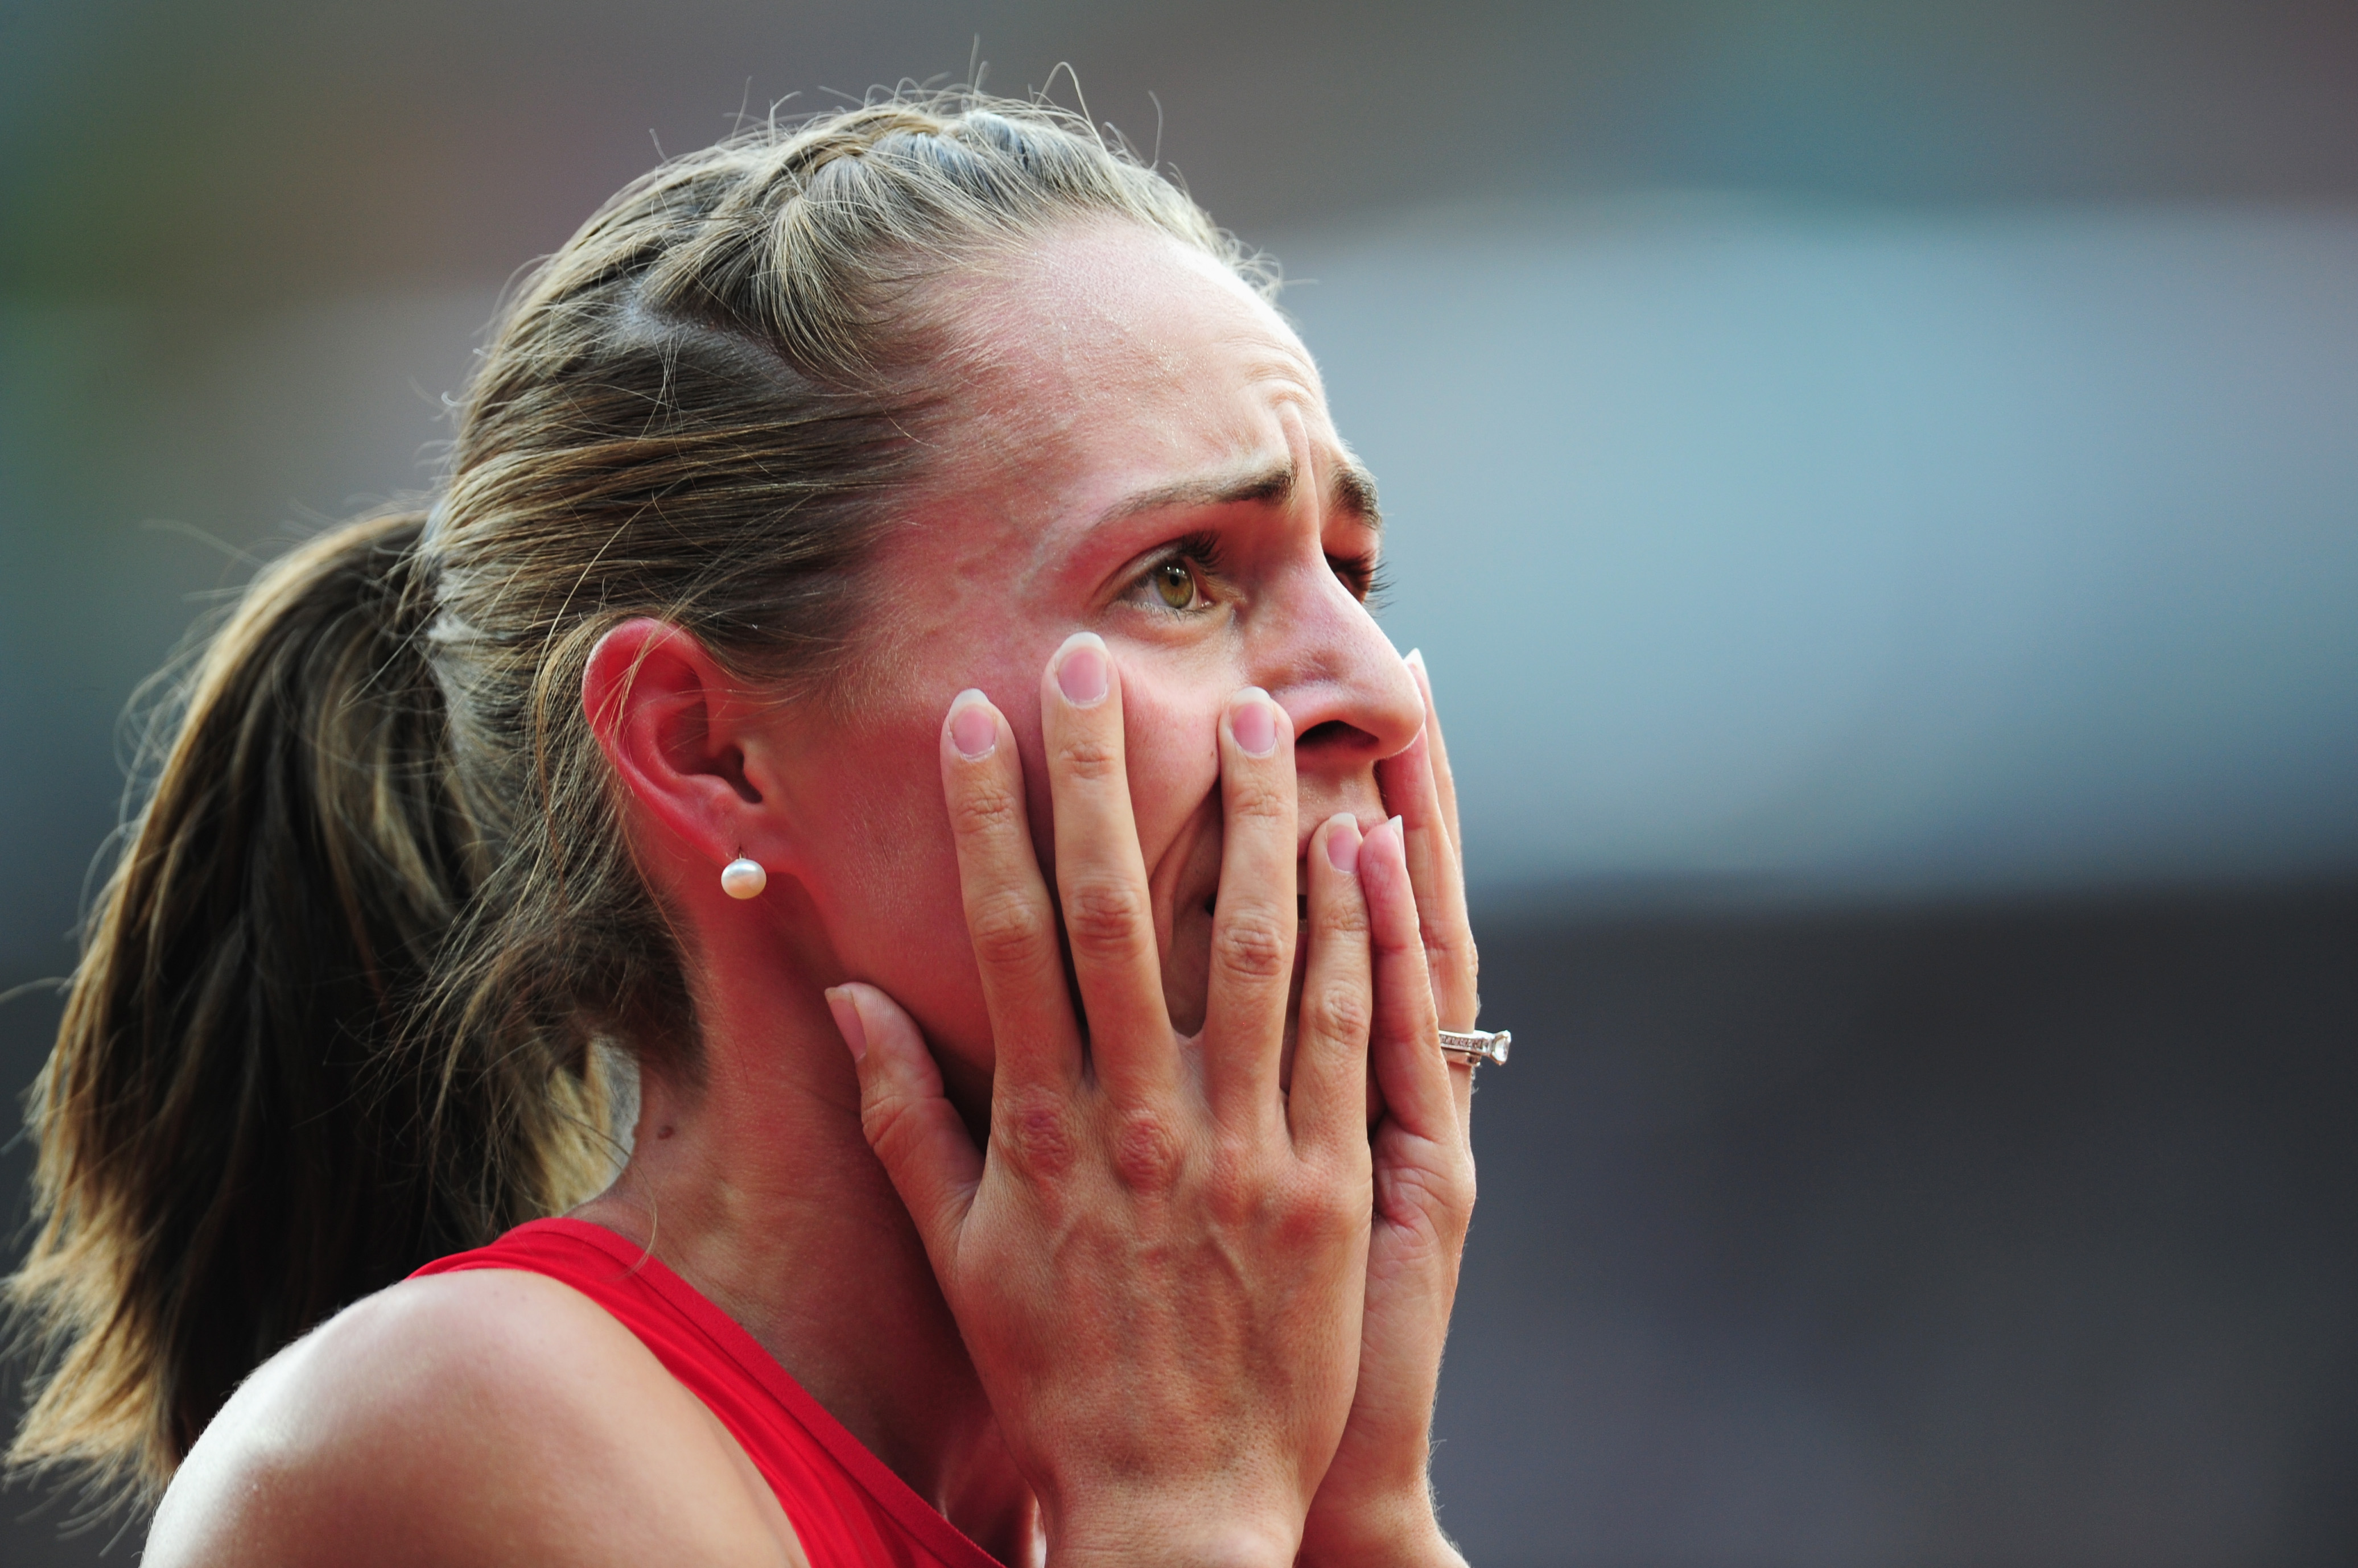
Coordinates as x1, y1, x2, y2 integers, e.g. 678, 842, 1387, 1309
1329, 551, 1388, 611
1129, 533, 1389, 612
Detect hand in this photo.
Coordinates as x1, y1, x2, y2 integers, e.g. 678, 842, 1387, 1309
830, 633, 1377, 1568
1297, 649, 1479, 1568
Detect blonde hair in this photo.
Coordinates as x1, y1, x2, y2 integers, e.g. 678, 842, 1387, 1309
7, 90, 1268, 1506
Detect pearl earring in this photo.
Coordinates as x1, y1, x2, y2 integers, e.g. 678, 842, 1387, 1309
720, 856, 768, 900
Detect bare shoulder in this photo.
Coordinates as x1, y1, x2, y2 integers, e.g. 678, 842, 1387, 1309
148, 1269, 802, 1568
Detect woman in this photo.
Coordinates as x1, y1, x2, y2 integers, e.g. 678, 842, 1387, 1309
7, 94, 1490, 1566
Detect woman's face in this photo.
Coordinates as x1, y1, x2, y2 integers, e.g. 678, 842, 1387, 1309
757, 219, 1424, 1086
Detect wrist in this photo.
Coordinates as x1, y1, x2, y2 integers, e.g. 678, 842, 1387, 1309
1297, 1493, 1462, 1568
1046, 1490, 1302, 1568
1050, 1523, 1298, 1568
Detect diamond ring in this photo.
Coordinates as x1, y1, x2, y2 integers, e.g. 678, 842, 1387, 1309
1438, 1028, 1511, 1067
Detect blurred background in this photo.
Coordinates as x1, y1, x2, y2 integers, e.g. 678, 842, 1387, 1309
3, 2, 2353, 1563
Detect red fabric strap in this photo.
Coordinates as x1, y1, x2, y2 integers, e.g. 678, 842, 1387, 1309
414, 1218, 1004, 1568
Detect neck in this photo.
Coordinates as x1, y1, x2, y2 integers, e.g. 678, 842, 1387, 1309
574, 950, 1035, 1562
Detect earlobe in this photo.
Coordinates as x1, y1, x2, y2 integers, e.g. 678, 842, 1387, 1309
582, 618, 774, 879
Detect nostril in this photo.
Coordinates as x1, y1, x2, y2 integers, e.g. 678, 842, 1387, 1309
1296, 719, 1372, 751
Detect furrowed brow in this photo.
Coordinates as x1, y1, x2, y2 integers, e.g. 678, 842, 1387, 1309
1094, 453, 1380, 533
1095, 458, 1295, 528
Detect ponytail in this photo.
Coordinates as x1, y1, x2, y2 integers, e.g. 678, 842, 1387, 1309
6, 513, 615, 1501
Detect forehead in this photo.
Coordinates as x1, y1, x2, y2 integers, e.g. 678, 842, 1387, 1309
939, 221, 1340, 518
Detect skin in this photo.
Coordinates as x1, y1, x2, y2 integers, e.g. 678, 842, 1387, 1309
146, 220, 1481, 1567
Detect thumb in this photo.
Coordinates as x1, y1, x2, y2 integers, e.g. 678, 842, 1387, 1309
827, 983, 983, 1273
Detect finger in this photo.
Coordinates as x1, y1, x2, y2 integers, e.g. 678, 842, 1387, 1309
1198, 687, 1301, 1125
1356, 818, 1460, 1148
831, 983, 983, 1275
1287, 812, 1372, 1155
1403, 648, 1462, 861
1375, 705, 1479, 1035
1400, 649, 1481, 1131
1040, 633, 1174, 1103
942, 688, 1083, 1094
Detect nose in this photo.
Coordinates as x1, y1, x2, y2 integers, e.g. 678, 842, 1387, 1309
1255, 566, 1426, 773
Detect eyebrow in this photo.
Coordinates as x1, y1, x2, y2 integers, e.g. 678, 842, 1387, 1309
1094, 455, 1383, 533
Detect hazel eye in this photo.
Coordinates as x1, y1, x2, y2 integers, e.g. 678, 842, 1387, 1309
1152, 560, 1195, 609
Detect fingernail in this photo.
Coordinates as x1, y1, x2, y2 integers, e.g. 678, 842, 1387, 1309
1053, 632, 1110, 706
1324, 813, 1362, 874
1231, 689, 1280, 757
826, 987, 867, 1063
1405, 647, 1428, 678
948, 690, 996, 761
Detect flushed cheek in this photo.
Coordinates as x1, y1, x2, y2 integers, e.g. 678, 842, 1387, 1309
799, 724, 995, 1061
1115, 663, 1223, 873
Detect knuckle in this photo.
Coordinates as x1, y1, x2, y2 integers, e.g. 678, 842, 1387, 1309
1281, 1170, 1365, 1245
1413, 909, 1452, 946
995, 1088, 1078, 1180
1111, 1108, 1186, 1194
857, 1087, 917, 1160
1316, 1176, 1368, 1236
1375, 889, 1427, 948
1211, 910, 1292, 984
1372, 913, 1423, 959
949, 780, 1024, 839
967, 888, 1054, 973
1222, 770, 1292, 824
1301, 981, 1372, 1049
1375, 1155, 1474, 1233
1061, 878, 1151, 961
860, 1090, 954, 1193
1199, 1138, 1266, 1223
1057, 734, 1124, 785
1316, 896, 1371, 941
1418, 917, 1479, 975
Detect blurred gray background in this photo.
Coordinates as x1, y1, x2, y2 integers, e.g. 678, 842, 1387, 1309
4, 2, 2354, 1563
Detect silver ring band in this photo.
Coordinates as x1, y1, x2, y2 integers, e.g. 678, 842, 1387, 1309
1438, 1028, 1511, 1067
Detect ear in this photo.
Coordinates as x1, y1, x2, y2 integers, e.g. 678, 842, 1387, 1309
583, 618, 778, 881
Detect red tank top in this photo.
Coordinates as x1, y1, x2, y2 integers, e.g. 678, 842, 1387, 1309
411, 1218, 1005, 1568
